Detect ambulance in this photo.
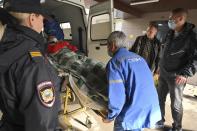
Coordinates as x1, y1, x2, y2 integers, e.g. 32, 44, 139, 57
44, 0, 114, 63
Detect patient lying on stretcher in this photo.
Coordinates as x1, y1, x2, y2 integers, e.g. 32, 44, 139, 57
44, 18, 108, 111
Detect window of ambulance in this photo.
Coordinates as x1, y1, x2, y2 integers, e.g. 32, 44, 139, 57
91, 14, 111, 41
60, 22, 72, 40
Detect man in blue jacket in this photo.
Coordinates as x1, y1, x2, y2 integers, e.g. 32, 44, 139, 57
102, 31, 161, 131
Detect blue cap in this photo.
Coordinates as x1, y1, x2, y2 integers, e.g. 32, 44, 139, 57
44, 18, 64, 40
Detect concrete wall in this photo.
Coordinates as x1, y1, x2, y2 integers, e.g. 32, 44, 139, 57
117, 9, 197, 46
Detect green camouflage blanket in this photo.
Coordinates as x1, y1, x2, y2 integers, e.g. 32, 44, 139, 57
48, 47, 108, 110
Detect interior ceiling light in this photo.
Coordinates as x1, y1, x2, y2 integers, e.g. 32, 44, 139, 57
130, 0, 159, 6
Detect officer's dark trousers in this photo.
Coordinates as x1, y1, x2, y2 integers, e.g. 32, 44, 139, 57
157, 70, 185, 130
0, 120, 24, 131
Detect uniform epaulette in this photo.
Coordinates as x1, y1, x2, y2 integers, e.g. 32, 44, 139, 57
29, 51, 44, 62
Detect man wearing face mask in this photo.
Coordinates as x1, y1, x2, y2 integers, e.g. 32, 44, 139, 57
0, 0, 60, 131
130, 22, 161, 74
157, 8, 197, 131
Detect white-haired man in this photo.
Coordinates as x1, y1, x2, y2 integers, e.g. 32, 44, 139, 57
102, 31, 161, 131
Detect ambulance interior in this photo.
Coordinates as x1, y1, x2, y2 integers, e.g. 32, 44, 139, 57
44, 0, 88, 54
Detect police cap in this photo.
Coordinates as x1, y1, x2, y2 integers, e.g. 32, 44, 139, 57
3, 0, 49, 18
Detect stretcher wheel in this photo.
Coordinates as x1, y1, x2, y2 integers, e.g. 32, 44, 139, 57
85, 116, 92, 129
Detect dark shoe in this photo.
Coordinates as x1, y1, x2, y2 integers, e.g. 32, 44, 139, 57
154, 120, 164, 129
0, 120, 3, 127
169, 128, 182, 131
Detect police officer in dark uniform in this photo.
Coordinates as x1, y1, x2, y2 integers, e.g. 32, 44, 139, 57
0, 0, 60, 131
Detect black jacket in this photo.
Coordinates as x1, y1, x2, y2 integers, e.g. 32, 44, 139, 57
159, 23, 197, 77
0, 24, 60, 131
130, 35, 161, 73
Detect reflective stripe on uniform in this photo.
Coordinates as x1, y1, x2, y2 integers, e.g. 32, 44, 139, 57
109, 79, 124, 84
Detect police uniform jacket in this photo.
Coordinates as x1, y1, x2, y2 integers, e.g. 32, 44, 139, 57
0, 24, 60, 131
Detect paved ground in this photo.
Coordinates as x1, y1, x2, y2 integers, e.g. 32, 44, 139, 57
1, 85, 197, 131
59, 84, 197, 131
145, 84, 197, 131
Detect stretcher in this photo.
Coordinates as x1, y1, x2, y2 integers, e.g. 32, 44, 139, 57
58, 71, 107, 130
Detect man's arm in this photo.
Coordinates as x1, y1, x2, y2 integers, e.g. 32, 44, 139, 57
154, 41, 162, 74
178, 28, 197, 77
130, 36, 140, 53
104, 61, 126, 121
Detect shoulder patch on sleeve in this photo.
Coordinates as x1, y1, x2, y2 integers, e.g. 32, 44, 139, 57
37, 81, 55, 108
29, 51, 44, 63
30, 51, 42, 58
